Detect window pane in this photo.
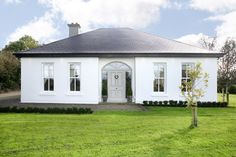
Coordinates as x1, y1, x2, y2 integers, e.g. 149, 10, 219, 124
48, 65, 53, 78
49, 78, 54, 91
44, 65, 49, 78
154, 63, 165, 92
70, 68, 74, 77
70, 63, 80, 91
44, 78, 49, 91
70, 78, 75, 91
181, 79, 186, 92
75, 69, 79, 77
182, 69, 186, 77
70, 63, 80, 77
160, 66, 164, 78
153, 79, 158, 92
74, 64, 80, 77
159, 79, 164, 92
75, 78, 80, 91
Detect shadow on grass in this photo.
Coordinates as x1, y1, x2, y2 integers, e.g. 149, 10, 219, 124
94, 107, 191, 117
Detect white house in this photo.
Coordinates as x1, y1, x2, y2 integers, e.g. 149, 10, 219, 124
15, 23, 222, 104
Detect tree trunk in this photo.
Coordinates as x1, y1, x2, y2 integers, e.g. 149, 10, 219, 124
226, 85, 229, 104
191, 106, 198, 127
222, 88, 225, 102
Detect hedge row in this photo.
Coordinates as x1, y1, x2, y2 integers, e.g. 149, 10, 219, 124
143, 100, 228, 107
0, 106, 93, 114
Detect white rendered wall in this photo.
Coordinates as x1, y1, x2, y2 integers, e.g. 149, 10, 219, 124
21, 57, 217, 104
135, 57, 217, 103
21, 57, 99, 104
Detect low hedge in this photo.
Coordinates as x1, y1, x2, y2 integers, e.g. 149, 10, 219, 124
0, 106, 93, 114
143, 100, 228, 107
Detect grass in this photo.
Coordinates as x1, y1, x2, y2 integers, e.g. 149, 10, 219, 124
0, 107, 235, 157
218, 93, 236, 107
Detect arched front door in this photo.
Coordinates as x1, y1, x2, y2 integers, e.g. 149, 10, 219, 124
102, 62, 132, 103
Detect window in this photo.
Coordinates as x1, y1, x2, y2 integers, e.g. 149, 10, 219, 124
181, 63, 194, 92
43, 63, 54, 91
154, 63, 166, 92
69, 63, 81, 91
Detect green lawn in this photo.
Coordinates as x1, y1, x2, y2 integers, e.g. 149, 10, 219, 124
0, 107, 235, 157
218, 93, 236, 107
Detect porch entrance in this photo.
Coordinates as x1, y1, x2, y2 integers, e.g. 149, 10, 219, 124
102, 62, 132, 103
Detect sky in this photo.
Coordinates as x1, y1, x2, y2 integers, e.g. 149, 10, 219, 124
0, 0, 236, 49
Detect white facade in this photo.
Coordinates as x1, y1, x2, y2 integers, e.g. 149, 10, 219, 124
21, 57, 217, 104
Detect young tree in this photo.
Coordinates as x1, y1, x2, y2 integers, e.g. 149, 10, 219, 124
180, 63, 209, 127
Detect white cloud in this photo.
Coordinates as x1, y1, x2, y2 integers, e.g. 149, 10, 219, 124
208, 11, 236, 39
176, 33, 209, 47
164, 0, 183, 10
6, 12, 59, 44
38, 0, 169, 31
188, 0, 236, 47
5, 0, 22, 4
190, 0, 236, 13
6, 0, 170, 44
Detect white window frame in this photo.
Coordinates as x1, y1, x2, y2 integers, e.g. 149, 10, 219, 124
181, 62, 195, 92
153, 63, 167, 93
41, 63, 54, 94
68, 62, 81, 94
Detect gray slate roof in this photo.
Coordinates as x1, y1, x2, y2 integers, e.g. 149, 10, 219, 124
15, 28, 222, 58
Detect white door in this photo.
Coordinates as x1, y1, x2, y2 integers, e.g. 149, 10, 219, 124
107, 71, 126, 102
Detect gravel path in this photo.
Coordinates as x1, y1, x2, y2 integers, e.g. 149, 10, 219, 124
0, 92, 145, 111
0, 91, 20, 100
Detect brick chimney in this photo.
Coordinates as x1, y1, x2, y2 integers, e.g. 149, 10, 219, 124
67, 23, 81, 37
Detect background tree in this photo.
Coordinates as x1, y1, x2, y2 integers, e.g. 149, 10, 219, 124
3, 35, 38, 52
218, 40, 236, 103
180, 63, 209, 127
0, 51, 20, 90
199, 36, 217, 51
199, 38, 236, 103
0, 35, 39, 91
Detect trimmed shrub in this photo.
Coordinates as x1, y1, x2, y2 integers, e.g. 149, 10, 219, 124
163, 101, 168, 106
169, 100, 178, 106
143, 101, 148, 106
159, 101, 163, 106
154, 101, 158, 106
143, 100, 228, 108
0, 106, 93, 114
148, 101, 153, 106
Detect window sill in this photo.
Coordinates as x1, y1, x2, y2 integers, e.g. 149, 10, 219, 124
40, 91, 56, 96
66, 92, 83, 96
151, 92, 168, 97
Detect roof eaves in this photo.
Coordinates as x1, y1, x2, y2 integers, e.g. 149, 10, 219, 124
14, 52, 223, 58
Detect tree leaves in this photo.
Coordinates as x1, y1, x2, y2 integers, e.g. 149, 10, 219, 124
2, 35, 39, 53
